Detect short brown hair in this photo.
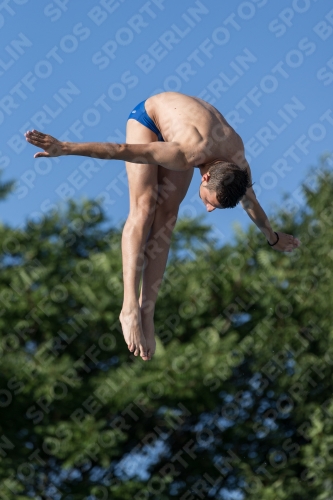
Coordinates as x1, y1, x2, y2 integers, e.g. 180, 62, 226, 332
206, 162, 250, 208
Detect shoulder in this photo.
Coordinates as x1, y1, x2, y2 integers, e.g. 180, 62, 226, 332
226, 132, 250, 172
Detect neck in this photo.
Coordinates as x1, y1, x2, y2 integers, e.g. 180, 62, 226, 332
199, 159, 224, 175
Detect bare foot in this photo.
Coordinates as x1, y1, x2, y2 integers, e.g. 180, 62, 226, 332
140, 310, 156, 360
119, 307, 149, 361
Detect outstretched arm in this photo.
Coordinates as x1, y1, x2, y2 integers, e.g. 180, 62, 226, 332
240, 185, 300, 252
24, 129, 188, 171
230, 141, 300, 252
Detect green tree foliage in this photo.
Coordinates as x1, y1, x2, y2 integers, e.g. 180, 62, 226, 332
0, 169, 15, 202
0, 157, 332, 499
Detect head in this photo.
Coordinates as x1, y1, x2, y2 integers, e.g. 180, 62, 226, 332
199, 161, 250, 212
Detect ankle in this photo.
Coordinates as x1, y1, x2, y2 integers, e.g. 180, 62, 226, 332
121, 303, 140, 315
140, 303, 155, 317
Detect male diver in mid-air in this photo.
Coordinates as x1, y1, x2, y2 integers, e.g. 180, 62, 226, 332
25, 91, 300, 361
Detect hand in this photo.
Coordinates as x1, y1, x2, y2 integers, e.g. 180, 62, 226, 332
25, 129, 65, 158
268, 231, 301, 252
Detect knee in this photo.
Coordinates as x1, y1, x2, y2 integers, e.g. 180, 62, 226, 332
129, 196, 157, 228
154, 205, 179, 231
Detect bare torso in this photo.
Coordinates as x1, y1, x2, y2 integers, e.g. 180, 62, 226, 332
145, 92, 245, 168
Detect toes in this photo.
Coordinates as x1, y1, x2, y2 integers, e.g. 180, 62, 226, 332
134, 345, 140, 356
146, 348, 151, 361
128, 343, 135, 352
138, 342, 149, 361
140, 347, 148, 360
146, 348, 156, 361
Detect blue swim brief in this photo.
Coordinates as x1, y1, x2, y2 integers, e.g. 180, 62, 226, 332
128, 100, 164, 142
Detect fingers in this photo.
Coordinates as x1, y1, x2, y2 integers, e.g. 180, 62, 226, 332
34, 152, 50, 158
31, 129, 46, 138
26, 129, 46, 139
274, 234, 301, 252
288, 236, 294, 252
27, 137, 44, 148
25, 131, 46, 148
289, 236, 301, 252
25, 130, 50, 146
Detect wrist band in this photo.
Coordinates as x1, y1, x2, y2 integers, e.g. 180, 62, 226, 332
267, 232, 279, 246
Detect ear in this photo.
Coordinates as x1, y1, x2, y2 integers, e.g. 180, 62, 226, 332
201, 172, 210, 183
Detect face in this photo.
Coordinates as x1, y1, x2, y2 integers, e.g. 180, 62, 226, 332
199, 182, 222, 212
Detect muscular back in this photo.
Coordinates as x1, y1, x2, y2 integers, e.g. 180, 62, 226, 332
145, 92, 246, 168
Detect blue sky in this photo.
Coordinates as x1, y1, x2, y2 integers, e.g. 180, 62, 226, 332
1, 0, 333, 244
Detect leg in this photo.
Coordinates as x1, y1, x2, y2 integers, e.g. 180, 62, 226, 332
120, 119, 159, 361
139, 167, 194, 359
